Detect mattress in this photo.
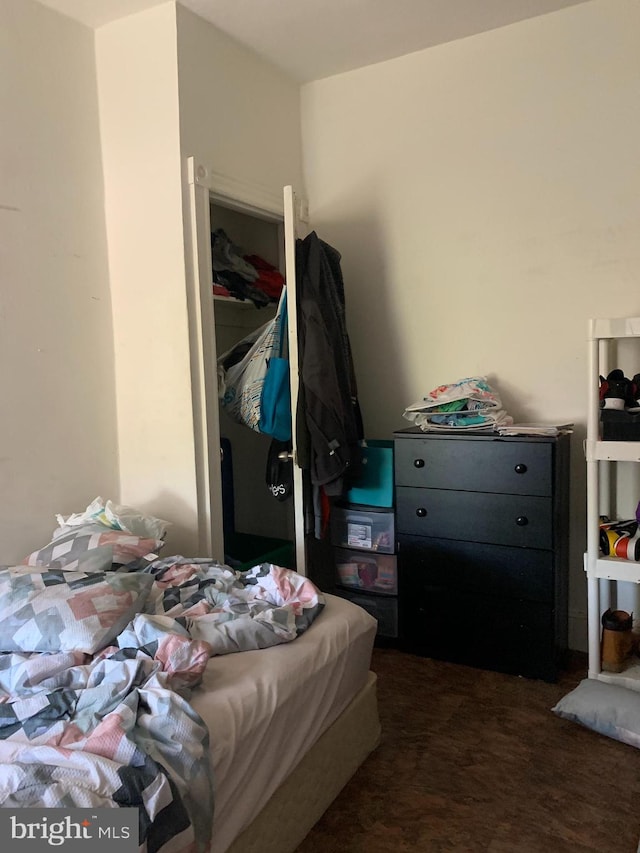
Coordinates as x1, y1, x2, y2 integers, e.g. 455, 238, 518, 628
190, 593, 377, 853
227, 670, 380, 853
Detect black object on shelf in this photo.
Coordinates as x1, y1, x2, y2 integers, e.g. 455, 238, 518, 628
601, 409, 640, 441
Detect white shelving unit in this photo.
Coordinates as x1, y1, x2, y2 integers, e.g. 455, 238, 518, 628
586, 317, 640, 689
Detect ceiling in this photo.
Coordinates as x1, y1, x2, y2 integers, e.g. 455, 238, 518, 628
37, 0, 591, 82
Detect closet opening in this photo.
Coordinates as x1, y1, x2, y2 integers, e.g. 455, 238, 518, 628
209, 197, 295, 571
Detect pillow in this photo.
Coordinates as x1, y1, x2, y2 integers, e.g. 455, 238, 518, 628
552, 678, 640, 748
55, 496, 170, 541
23, 522, 164, 572
0, 567, 154, 653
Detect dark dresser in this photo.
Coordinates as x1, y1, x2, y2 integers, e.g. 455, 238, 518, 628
394, 428, 570, 681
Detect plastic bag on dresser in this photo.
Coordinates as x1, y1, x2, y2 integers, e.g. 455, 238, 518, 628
402, 376, 513, 432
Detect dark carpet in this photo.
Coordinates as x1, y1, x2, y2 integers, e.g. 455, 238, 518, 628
295, 647, 640, 853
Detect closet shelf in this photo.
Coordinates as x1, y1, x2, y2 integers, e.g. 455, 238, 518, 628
214, 294, 265, 308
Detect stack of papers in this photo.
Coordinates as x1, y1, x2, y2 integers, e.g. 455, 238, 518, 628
496, 423, 574, 436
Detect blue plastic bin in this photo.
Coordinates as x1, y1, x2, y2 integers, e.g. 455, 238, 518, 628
346, 440, 394, 508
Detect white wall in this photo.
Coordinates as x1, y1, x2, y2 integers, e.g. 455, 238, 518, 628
176, 3, 305, 196
94, 2, 306, 556
301, 0, 640, 649
0, 0, 118, 561
175, 4, 306, 550
96, 3, 198, 554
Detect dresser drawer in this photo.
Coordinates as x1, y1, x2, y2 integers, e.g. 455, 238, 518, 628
398, 535, 553, 602
394, 437, 552, 496
396, 486, 552, 549
400, 584, 557, 680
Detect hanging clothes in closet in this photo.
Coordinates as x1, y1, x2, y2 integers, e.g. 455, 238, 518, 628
295, 231, 364, 536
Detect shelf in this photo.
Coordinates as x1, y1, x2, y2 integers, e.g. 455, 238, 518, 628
586, 316, 640, 679
591, 664, 640, 693
584, 554, 640, 584
214, 294, 264, 308
589, 317, 640, 340
586, 440, 640, 462
213, 293, 278, 330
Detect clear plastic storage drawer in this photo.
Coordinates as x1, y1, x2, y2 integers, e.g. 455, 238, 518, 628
330, 505, 395, 554
334, 547, 397, 595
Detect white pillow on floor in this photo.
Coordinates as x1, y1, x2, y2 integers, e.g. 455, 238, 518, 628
552, 678, 640, 748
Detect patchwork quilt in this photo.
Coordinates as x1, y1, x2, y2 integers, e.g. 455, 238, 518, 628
0, 558, 325, 852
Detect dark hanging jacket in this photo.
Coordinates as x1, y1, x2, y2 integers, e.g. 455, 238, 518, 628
295, 231, 364, 498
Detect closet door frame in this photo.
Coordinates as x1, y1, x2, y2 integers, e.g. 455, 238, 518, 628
185, 157, 307, 572
283, 185, 306, 572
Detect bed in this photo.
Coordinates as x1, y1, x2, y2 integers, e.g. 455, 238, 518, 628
193, 592, 380, 853
0, 506, 381, 853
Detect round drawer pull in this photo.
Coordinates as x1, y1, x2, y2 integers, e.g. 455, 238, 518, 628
414, 458, 425, 469
516, 516, 529, 526
514, 463, 527, 474
416, 507, 428, 518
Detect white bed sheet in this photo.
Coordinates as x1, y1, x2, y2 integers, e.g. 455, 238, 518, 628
190, 593, 377, 853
